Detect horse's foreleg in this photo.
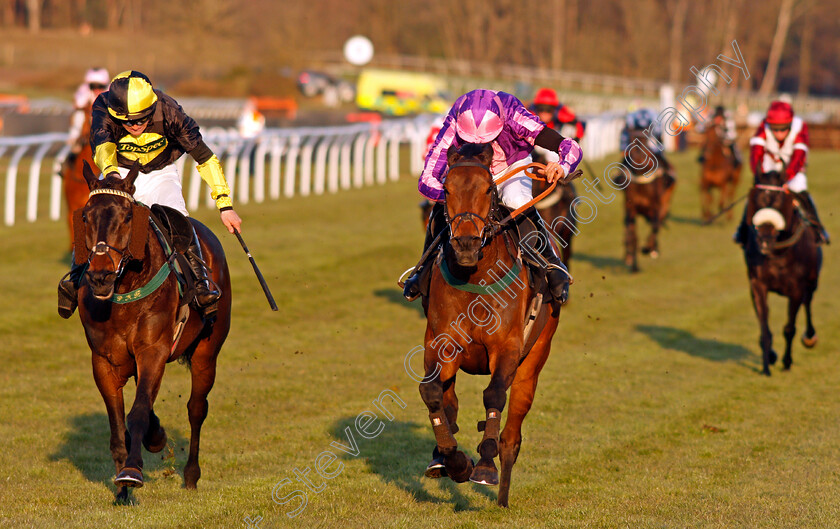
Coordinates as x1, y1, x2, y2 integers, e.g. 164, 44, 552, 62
419, 363, 472, 483
92, 355, 130, 501
801, 287, 818, 348
782, 296, 802, 370
116, 348, 168, 488
183, 341, 220, 489
471, 353, 518, 486
624, 213, 638, 272
700, 181, 712, 221
750, 281, 774, 375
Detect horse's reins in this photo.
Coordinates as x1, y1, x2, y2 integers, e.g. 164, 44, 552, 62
751, 182, 807, 252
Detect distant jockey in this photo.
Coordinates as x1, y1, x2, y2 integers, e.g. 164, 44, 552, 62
403, 89, 582, 304
697, 105, 741, 167
620, 107, 676, 181
66, 68, 110, 158
734, 100, 829, 245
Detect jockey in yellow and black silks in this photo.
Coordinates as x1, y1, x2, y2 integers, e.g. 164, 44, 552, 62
58, 70, 243, 319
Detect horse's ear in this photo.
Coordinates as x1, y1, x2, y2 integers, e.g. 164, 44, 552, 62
122, 161, 142, 193
446, 144, 462, 167
477, 143, 493, 167
82, 161, 99, 190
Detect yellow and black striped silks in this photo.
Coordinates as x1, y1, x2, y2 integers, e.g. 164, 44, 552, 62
196, 156, 233, 210
107, 71, 158, 120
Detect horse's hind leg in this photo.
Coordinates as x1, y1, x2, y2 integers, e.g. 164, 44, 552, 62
92, 355, 131, 501
700, 181, 712, 221
801, 287, 818, 348
184, 339, 223, 489
471, 353, 519, 487
782, 296, 803, 370
143, 409, 168, 453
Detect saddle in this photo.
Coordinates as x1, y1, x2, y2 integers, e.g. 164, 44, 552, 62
148, 205, 215, 318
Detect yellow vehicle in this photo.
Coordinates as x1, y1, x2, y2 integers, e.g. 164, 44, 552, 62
355, 69, 450, 116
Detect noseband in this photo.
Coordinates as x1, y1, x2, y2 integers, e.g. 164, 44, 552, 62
444, 161, 500, 248
81, 188, 137, 279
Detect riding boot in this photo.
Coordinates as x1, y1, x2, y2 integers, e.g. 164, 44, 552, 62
403, 203, 446, 301
186, 227, 221, 310
730, 144, 743, 167
58, 259, 86, 319
733, 206, 749, 246
796, 191, 830, 245
517, 209, 570, 304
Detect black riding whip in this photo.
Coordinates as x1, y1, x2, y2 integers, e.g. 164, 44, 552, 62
581, 159, 603, 190
233, 229, 278, 311
702, 191, 750, 225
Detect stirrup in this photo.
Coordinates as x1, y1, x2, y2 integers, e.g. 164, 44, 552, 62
397, 266, 416, 289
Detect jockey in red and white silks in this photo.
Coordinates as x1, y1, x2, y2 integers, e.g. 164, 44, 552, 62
749, 101, 809, 192
419, 89, 582, 210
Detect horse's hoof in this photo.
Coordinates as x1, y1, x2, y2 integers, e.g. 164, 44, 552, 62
115, 467, 144, 488
802, 334, 818, 348
444, 452, 474, 484
469, 460, 499, 486
641, 246, 651, 255
424, 458, 447, 479
761, 369, 771, 377
768, 350, 778, 365
143, 426, 167, 453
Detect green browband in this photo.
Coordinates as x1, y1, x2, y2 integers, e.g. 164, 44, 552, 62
438, 259, 522, 295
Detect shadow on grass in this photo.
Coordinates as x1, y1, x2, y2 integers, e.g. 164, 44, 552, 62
572, 252, 626, 273
373, 288, 425, 318
636, 324, 753, 363
49, 412, 190, 496
329, 417, 495, 511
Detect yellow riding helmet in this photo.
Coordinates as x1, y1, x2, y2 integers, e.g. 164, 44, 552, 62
107, 70, 158, 121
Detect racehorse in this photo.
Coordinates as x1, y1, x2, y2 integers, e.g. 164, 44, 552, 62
699, 123, 740, 222
532, 174, 576, 266
742, 170, 821, 376
418, 143, 560, 507
619, 130, 676, 272
61, 104, 95, 250
74, 162, 231, 500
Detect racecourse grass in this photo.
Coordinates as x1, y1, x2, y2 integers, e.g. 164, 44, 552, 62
1, 151, 839, 529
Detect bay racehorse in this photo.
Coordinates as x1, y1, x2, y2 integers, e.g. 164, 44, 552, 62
618, 130, 676, 272
61, 104, 96, 250
73, 162, 231, 500
700, 123, 740, 222
743, 170, 821, 376
418, 143, 560, 507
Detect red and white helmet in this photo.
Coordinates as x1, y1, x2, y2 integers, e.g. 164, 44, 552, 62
766, 100, 794, 125
454, 90, 505, 143
533, 88, 559, 107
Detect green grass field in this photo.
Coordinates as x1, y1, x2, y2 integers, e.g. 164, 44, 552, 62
1, 150, 838, 529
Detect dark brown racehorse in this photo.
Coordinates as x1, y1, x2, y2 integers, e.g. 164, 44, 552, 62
418, 143, 560, 507
743, 170, 821, 376
619, 130, 676, 272
700, 124, 740, 222
74, 162, 231, 500
62, 104, 96, 250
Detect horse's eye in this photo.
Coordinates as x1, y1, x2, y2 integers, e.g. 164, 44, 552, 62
486, 186, 493, 195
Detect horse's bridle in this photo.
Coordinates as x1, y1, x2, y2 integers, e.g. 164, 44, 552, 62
750, 183, 805, 253
81, 188, 136, 280
443, 161, 500, 249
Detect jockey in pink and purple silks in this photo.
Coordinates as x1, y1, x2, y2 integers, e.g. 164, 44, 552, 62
404, 89, 583, 303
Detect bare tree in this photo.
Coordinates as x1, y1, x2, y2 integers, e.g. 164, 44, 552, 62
26, 0, 41, 32
666, 0, 690, 84
759, 0, 795, 95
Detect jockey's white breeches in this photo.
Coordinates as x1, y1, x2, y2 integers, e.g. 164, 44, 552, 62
494, 156, 534, 210
786, 172, 807, 193
116, 164, 189, 216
